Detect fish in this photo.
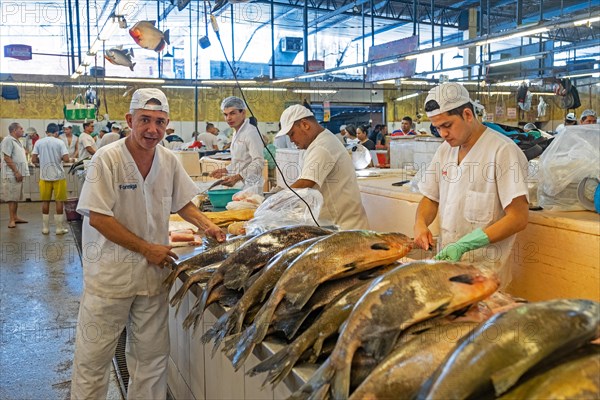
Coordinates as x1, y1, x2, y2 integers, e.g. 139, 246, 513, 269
350, 321, 480, 400
104, 46, 135, 71
201, 236, 326, 353
128, 20, 170, 52
248, 281, 374, 387
226, 231, 413, 371
499, 347, 600, 399
418, 299, 600, 400
184, 226, 331, 330
169, 264, 219, 314
290, 261, 500, 400
163, 234, 254, 291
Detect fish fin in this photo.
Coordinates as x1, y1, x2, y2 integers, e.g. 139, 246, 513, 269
331, 361, 352, 400
116, 44, 123, 50
164, 29, 170, 45
129, 48, 134, 57
450, 305, 473, 319
449, 274, 475, 284
429, 301, 450, 315
289, 358, 336, 400
130, 63, 135, 71
491, 359, 532, 396
149, 20, 156, 25
370, 242, 390, 251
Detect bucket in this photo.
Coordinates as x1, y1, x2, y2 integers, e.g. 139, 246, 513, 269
376, 150, 388, 166
65, 198, 81, 221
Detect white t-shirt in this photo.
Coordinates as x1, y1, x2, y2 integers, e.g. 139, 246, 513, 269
299, 129, 369, 230
60, 134, 79, 158
216, 132, 230, 150
418, 127, 529, 286
32, 136, 68, 181
1, 136, 30, 178
77, 141, 198, 297
197, 132, 218, 149
98, 132, 121, 148
227, 119, 265, 189
78, 132, 96, 159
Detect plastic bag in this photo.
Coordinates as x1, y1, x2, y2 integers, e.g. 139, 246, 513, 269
245, 188, 324, 235
538, 125, 600, 211
226, 187, 264, 210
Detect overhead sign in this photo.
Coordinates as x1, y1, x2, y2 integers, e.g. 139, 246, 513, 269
366, 36, 418, 82
4, 44, 32, 60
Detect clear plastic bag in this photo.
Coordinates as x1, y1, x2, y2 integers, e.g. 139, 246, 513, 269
538, 125, 600, 211
245, 188, 324, 235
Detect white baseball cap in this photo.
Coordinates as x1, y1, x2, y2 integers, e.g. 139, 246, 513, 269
63, 122, 73, 128
425, 82, 475, 117
565, 112, 577, 121
111, 123, 122, 130
340, 124, 347, 131
129, 88, 169, 114
275, 104, 315, 137
580, 109, 597, 119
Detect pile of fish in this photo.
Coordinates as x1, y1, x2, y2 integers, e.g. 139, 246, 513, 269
165, 225, 600, 400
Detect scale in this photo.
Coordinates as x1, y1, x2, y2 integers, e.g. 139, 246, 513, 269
577, 177, 600, 213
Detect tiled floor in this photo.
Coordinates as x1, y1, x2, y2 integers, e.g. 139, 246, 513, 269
1, 202, 123, 400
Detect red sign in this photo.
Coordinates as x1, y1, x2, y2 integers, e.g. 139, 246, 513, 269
4, 45, 32, 60
307, 60, 324, 72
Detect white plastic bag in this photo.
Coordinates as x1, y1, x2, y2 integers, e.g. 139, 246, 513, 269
538, 125, 600, 211
245, 188, 324, 235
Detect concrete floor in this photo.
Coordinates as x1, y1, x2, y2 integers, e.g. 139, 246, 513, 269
0, 202, 123, 400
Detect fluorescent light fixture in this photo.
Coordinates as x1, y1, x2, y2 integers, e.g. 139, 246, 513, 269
399, 80, 436, 85
561, 72, 600, 79
99, 20, 119, 41
105, 77, 166, 83
162, 85, 211, 89
241, 87, 288, 92
0, 82, 54, 87
482, 91, 512, 95
574, 17, 600, 26
72, 84, 127, 89
273, 77, 295, 83
376, 79, 396, 84
204, 80, 258, 84
476, 27, 548, 46
372, 59, 396, 67
89, 40, 102, 55
395, 93, 420, 101
456, 81, 484, 86
297, 72, 327, 79
497, 79, 530, 86
488, 56, 536, 67
405, 47, 458, 60
292, 89, 337, 94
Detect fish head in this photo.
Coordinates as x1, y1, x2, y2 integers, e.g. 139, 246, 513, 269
438, 262, 500, 309
129, 27, 142, 44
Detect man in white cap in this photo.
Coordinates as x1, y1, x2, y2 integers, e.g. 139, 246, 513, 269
210, 96, 265, 190
31, 123, 70, 235
580, 109, 597, 125
413, 82, 529, 287
555, 112, 577, 134
78, 120, 97, 159
60, 122, 79, 160
275, 104, 369, 230
71, 88, 225, 399
97, 122, 121, 148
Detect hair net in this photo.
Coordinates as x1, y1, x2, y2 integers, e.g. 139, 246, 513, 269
581, 109, 597, 119
220, 96, 247, 111
523, 123, 537, 131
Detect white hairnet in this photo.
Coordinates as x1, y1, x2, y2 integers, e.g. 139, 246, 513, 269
221, 96, 247, 111
581, 109, 597, 119
523, 123, 537, 131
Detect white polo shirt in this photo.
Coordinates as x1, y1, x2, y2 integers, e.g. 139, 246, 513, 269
32, 136, 69, 181
197, 132, 218, 149
77, 140, 198, 297
299, 129, 369, 230
1, 136, 30, 179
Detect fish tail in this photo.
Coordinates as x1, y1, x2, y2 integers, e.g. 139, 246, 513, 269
247, 345, 299, 387
289, 358, 336, 400
276, 309, 310, 339
226, 299, 276, 370
330, 362, 352, 400
164, 29, 170, 45
182, 295, 204, 330
169, 279, 192, 309
163, 265, 185, 290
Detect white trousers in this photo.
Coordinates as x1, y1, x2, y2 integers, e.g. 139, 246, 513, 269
70, 290, 170, 400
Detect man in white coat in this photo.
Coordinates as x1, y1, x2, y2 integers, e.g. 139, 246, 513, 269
210, 96, 265, 191
413, 82, 529, 287
70, 88, 226, 399
275, 104, 369, 230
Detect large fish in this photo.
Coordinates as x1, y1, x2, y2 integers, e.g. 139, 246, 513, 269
104, 46, 135, 71
163, 234, 254, 291
201, 236, 326, 352
418, 299, 600, 399
248, 280, 374, 386
184, 226, 331, 330
499, 347, 600, 399
169, 264, 219, 314
350, 321, 479, 400
129, 20, 170, 52
290, 261, 500, 400
226, 231, 413, 371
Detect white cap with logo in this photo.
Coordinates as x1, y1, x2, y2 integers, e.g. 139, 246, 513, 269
565, 112, 577, 121
276, 104, 314, 137
425, 82, 479, 117
63, 122, 73, 128
129, 88, 169, 114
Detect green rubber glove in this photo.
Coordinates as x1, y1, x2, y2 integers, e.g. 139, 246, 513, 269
434, 228, 490, 262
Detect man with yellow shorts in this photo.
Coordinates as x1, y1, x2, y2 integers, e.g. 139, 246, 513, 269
32, 123, 70, 234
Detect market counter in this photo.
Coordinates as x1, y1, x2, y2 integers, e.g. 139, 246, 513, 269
357, 174, 600, 302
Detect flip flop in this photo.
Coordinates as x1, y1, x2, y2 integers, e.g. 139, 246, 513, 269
8, 224, 16, 228
15, 220, 28, 224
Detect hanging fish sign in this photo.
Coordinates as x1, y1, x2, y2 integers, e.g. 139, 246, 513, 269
4, 44, 32, 60
129, 21, 170, 52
